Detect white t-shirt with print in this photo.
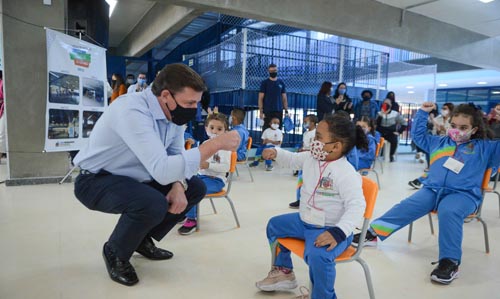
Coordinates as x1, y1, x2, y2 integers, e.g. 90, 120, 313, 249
261, 128, 283, 147
274, 148, 365, 237
302, 129, 316, 150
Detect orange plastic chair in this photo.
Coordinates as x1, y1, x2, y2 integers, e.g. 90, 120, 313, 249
408, 168, 492, 253
184, 141, 192, 150
358, 140, 382, 189
235, 137, 254, 182
484, 168, 500, 217
271, 177, 378, 299
375, 137, 385, 174
196, 152, 240, 231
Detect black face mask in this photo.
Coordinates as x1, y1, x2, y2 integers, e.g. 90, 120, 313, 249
362, 96, 371, 101
167, 91, 197, 125
269, 72, 278, 78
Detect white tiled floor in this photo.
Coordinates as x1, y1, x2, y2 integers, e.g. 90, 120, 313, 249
1, 155, 500, 299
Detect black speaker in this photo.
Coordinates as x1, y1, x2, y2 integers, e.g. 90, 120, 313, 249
67, 0, 109, 48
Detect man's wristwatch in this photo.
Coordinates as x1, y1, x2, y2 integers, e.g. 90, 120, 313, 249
177, 179, 188, 191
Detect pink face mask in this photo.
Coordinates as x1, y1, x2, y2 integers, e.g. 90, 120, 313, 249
447, 128, 473, 143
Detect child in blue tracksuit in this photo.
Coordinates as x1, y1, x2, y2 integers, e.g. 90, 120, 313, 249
230, 108, 249, 161
354, 102, 500, 285
356, 117, 377, 170
256, 114, 368, 299
178, 113, 231, 235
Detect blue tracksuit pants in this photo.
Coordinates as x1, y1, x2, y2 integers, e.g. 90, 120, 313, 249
186, 175, 224, 219
255, 144, 275, 166
267, 213, 353, 299
370, 187, 476, 262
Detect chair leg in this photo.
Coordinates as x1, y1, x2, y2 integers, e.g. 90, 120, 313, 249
494, 191, 500, 218
408, 222, 413, 243
235, 166, 240, 177
209, 198, 217, 214
428, 213, 434, 235
373, 170, 380, 190
477, 216, 490, 254
225, 195, 241, 228
356, 258, 376, 299
271, 241, 278, 266
247, 165, 254, 182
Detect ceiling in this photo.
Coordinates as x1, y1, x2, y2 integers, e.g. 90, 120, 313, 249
108, 0, 156, 47
375, 0, 500, 37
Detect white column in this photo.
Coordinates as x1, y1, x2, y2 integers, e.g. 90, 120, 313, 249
241, 28, 248, 90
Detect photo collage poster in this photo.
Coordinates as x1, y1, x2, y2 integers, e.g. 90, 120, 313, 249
44, 28, 107, 152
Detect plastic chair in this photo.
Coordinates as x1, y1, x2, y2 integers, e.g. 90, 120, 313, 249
375, 137, 385, 173
235, 137, 254, 182
358, 140, 382, 189
184, 141, 192, 150
196, 152, 240, 231
484, 168, 500, 217
271, 177, 378, 299
408, 168, 492, 253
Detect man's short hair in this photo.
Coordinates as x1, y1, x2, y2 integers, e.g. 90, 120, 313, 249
268, 63, 277, 69
151, 63, 206, 96
361, 89, 373, 97
231, 108, 246, 124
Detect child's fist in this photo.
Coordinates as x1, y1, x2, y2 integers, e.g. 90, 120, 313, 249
421, 102, 435, 113
262, 148, 277, 160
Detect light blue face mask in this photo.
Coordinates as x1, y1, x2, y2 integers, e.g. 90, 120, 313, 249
338, 88, 346, 95
138, 78, 147, 85
303, 122, 309, 130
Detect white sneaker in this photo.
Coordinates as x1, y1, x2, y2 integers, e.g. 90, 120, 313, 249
256, 267, 298, 292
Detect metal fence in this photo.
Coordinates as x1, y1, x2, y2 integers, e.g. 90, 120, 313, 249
185, 28, 390, 99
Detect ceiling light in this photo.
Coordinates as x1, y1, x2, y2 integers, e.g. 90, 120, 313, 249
477, 81, 488, 85
479, 0, 494, 3
408, 91, 415, 94
106, 0, 117, 17
438, 83, 448, 87
492, 91, 500, 94
406, 86, 414, 89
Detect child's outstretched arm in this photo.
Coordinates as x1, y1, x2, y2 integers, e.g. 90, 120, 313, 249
411, 102, 441, 153
263, 147, 308, 170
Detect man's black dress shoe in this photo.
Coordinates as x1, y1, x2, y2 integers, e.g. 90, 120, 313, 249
102, 242, 139, 286
135, 237, 174, 260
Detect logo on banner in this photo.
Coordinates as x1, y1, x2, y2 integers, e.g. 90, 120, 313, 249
69, 47, 91, 67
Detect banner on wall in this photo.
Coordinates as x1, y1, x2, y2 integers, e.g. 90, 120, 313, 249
44, 28, 107, 152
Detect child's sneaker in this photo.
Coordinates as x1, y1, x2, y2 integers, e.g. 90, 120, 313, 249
177, 216, 187, 224
430, 258, 459, 285
249, 161, 259, 167
293, 286, 310, 298
408, 179, 422, 189
289, 200, 300, 209
352, 230, 378, 248
266, 164, 274, 171
177, 218, 197, 235
256, 266, 298, 292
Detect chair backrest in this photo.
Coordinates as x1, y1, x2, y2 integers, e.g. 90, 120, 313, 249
379, 137, 385, 149
481, 168, 493, 191
374, 142, 382, 158
361, 176, 378, 219
246, 137, 253, 150
184, 141, 192, 150
226, 152, 238, 193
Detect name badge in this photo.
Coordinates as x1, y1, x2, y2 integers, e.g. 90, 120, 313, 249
304, 205, 325, 226
443, 157, 464, 174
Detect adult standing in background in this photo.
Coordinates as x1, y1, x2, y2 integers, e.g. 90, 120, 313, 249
316, 81, 334, 121
332, 82, 353, 114
73, 63, 240, 286
125, 74, 135, 89
376, 98, 407, 162
127, 72, 148, 93
109, 73, 127, 104
258, 63, 288, 130
354, 89, 379, 121
385, 91, 400, 113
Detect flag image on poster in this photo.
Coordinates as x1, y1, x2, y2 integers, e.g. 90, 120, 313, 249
44, 28, 107, 152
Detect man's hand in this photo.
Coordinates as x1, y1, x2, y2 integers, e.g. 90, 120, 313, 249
214, 131, 241, 152
262, 148, 277, 160
186, 138, 195, 145
314, 231, 337, 251
421, 102, 436, 113
166, 183, 188, 214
